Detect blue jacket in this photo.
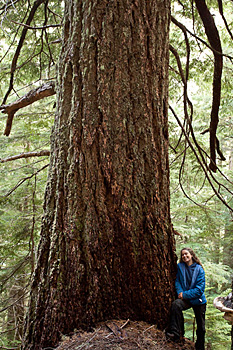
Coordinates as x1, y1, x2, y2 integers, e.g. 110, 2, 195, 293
175, 262, 207, 305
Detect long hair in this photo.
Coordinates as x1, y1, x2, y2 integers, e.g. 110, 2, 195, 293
179, 247, 203, 267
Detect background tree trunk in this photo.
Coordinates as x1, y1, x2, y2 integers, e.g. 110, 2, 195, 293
22, 0, 176, 349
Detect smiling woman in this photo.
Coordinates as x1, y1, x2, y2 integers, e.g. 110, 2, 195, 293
180, 248, 203, 268
181, 249, 193, 266
166, 248, 207, 350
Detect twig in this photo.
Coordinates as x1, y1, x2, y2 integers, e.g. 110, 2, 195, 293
5, 163, 49, 197
171, 16, 233, 60
217, 0, 233, 41
43, 1, 56, 66
142, 324, 155, 333
0, 150, 50, 163
105, 319, 130, 338
169, 105, 233, 211
9, 19, 61, 30
75, 327, 102, 349
0, 256, 30, 288
2, 0, 49, 105
30, 175, 36, 274
1, 158, 48, 174
120, 319, 130, 328
0, 326, 17, 335
0, 289, 29, 313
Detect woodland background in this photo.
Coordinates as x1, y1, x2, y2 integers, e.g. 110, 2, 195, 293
0, 0, 232, 349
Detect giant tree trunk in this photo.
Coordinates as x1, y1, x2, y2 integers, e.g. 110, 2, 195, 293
22, 0, 176, 349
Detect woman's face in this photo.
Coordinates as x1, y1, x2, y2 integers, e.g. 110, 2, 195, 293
181, 249, 193, 265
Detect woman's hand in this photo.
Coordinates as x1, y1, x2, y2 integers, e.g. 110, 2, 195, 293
178, 292, 183, 299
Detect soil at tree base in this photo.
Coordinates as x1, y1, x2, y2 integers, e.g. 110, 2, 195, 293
55, 320, 195, 350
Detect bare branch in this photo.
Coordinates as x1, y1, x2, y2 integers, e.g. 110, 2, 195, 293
169, 45, 186, 84
171, 12, 227, 170
5, 164, 49, 197
217, 0, 233, 41
195, 0, 223, 172
0, 257, 30, 289
170, 146, 190, 165
2, 0, 48, 105
0, 0, 21, 13
169, 105, 233, 212
215, 137, 226, 161
41, 0, 56, 67
200, 128, 226, 160
0, 81, 55, 136
200, 128, 209, 135
171, 15, 233, 60
47, 5, 63, 20
170, 16, 190, 82
0, 288, 29, 313
0, 150, 50, 163
169, 43, 195, 151
9, 19, 62, 30
30, 175, 37, 273
177, 0, 185, 9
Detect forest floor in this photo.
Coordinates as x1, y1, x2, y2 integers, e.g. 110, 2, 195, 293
56, 319, 195, 350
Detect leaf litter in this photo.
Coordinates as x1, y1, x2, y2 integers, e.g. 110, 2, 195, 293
55, 319, 195, 350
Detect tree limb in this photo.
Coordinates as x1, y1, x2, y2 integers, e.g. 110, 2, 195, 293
9, 20, 62, 30
171, 15, 233, 60
169, 45, 186, 85
170, 16, 190, 82
0, 150, 50, 163
215, 136, 226, 161
0, 257, 30, 289
0, 0, 21, 13
195, 0, 223, 172
5, 164, 49, 197
169, 105, 232, 211
0, 81, 55, 136
217, 0, 233, 41
200, 128, 209, 135
0, 288, 29, 313
169, 43, 195, 152
200, 128, 226, 160
2, 0, 48, 105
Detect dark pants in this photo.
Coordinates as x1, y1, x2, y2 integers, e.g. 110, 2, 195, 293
168, 299, 206, 350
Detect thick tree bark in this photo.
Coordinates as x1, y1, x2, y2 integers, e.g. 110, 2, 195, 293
22, 1, 176, 349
